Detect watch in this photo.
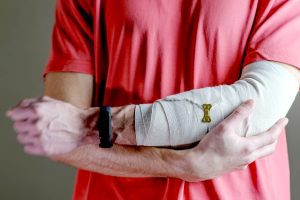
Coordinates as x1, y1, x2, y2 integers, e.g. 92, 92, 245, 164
98, 106, 113, 148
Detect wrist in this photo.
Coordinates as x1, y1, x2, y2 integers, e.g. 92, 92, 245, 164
169, 147, 206, 182
112, 105, 137, 145
81, 130, 100, 146
158, 148, 193, 179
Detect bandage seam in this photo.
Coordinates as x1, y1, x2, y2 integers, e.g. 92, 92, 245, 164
135, 61, 299, 146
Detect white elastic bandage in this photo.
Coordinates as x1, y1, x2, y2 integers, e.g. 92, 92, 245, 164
135, 61, 299, 147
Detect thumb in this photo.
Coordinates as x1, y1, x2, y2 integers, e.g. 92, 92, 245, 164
223, 99, 255, 124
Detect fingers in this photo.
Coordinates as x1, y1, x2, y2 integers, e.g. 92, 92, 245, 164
240, 118, 288, 165
6, 97, 51, 121
13, 120, 40, 136
237, 165, 248, 170
17, 133, 40, 144
13, 98, 39, 109
254, 141, 278, 160
7, 96, 90, 157
267, 118, 289, 135
16, 132, 45, 155
24, 145, 45, 156
253, 118, 288, 159
242, 141, 278, 165
6, 98, 39, 117
222, 99, 255, 125
6, 107, 38, 121
246, 118, 288, 150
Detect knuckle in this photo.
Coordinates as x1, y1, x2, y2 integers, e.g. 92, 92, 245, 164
264, 149, 274, 157
265, 151, 273, 157
236, 104, 248, 114
273, 123, 280, 130
19, 99, 29, 106
243, 154, 254, 165
31, 103, 40, 113
232, 109, 243, 117
231, 107, 249, 119
218, 123, 229, 133
237, 165, 248, 170
242, 144, 254, 155
270, 123, 284, 134
270, 133, 278, 143
265, 146, 275, 155
235, 105, 246, 115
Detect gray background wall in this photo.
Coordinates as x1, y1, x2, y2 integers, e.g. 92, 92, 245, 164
0, 1, 299, 199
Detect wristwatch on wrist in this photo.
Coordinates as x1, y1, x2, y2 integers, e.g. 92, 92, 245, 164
98, 106, 113, 148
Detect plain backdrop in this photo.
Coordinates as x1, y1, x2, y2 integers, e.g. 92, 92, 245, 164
0, 1, 299, 199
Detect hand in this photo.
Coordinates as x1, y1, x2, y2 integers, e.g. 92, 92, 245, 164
6, 96, 100, 157
182, 100, 288, 182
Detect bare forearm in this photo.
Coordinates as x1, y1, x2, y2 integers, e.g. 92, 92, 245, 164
52, 143, 188, 178
44, 72, 188, 178
8, 93, 288, 182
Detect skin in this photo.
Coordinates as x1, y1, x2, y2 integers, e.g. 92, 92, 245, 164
6, 62, 299, 181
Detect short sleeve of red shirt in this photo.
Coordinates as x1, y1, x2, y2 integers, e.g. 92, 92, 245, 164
43, 0, 94, 77
244, 0, 300, 70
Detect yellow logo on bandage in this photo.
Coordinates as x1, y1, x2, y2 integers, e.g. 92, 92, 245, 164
202, 104, 212, 123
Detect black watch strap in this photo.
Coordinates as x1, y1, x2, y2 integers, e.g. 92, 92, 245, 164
98, 106, 113, 148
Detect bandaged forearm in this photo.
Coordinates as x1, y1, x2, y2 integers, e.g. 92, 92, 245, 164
135, 61, 299, 146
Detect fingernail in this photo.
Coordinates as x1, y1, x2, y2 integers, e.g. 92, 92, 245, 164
282, 118, 289, 126
243, 99, 255, 109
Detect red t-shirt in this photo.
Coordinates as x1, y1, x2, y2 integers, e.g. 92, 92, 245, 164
44, 0, 300, 199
